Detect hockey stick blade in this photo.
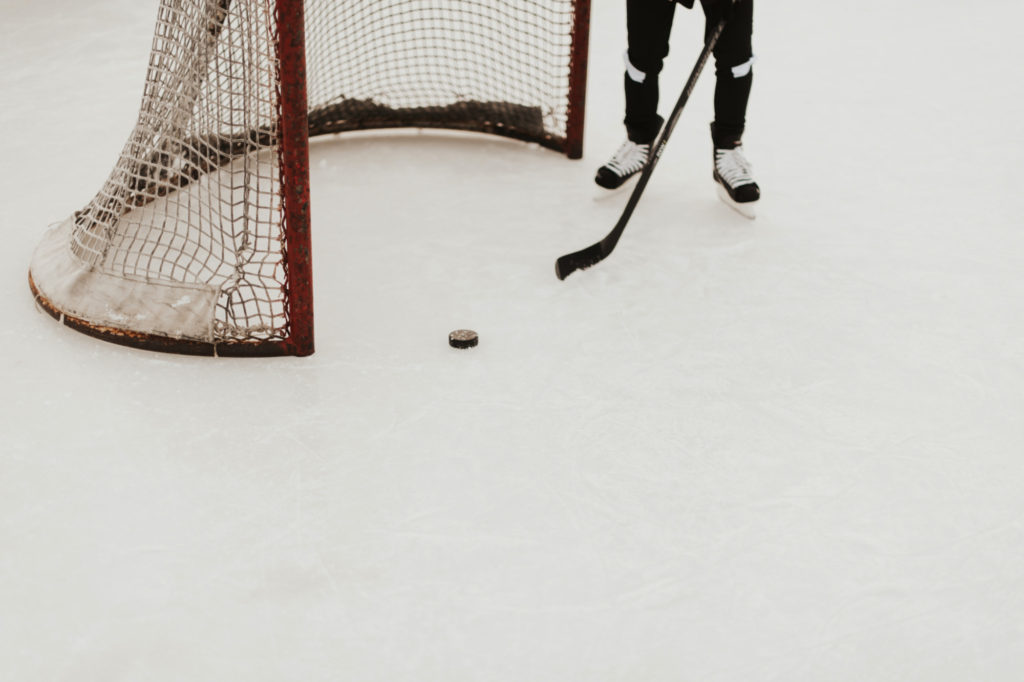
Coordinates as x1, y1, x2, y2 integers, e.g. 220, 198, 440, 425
555, 16, 727, 281
555, 242, 607, 280
555, 209, 631, 279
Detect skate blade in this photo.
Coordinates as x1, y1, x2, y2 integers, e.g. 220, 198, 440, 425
716, 183, 757, 219
593, 173, 639, 201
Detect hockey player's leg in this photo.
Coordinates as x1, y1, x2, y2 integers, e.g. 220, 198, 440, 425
596, 0, 674, 190
705, 0, 759, 217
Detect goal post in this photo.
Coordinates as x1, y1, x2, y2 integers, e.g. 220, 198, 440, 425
29, 0, 590, 357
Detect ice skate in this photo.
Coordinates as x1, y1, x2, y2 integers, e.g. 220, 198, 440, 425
713, 144, 759, 219
595, 139, 650, 190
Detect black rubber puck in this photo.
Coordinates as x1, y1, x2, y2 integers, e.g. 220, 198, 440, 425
448, 329, 478, 349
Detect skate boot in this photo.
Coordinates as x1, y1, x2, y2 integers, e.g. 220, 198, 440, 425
595, 139, 650, 190
711, 124, 760, 219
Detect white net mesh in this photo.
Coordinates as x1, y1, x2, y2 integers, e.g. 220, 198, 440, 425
31, 0, 586, 354
303, 1, 580, 143
69, 0, 287, 345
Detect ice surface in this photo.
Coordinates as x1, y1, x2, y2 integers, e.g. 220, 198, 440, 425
1, 1, 1023, 681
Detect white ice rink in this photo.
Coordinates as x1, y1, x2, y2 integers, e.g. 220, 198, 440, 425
2, 1, 1023, 680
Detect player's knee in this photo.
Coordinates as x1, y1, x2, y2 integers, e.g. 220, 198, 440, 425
624, 50, 665, 83
717, 54, 755, 79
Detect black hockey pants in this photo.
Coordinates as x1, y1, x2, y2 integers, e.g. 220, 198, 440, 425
624, 0, 754, 147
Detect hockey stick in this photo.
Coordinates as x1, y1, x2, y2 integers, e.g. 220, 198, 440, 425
555, 15, 729, 280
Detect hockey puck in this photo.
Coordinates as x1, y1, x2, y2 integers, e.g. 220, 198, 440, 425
448, 329, 478, 349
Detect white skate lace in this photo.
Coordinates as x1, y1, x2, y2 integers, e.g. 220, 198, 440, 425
605, 140, 650, 177
715, 146, 755, 188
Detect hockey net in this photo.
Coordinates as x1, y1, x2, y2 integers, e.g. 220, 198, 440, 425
29, 0, 589, 356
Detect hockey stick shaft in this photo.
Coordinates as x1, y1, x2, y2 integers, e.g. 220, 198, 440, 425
555, 16, 728, 280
